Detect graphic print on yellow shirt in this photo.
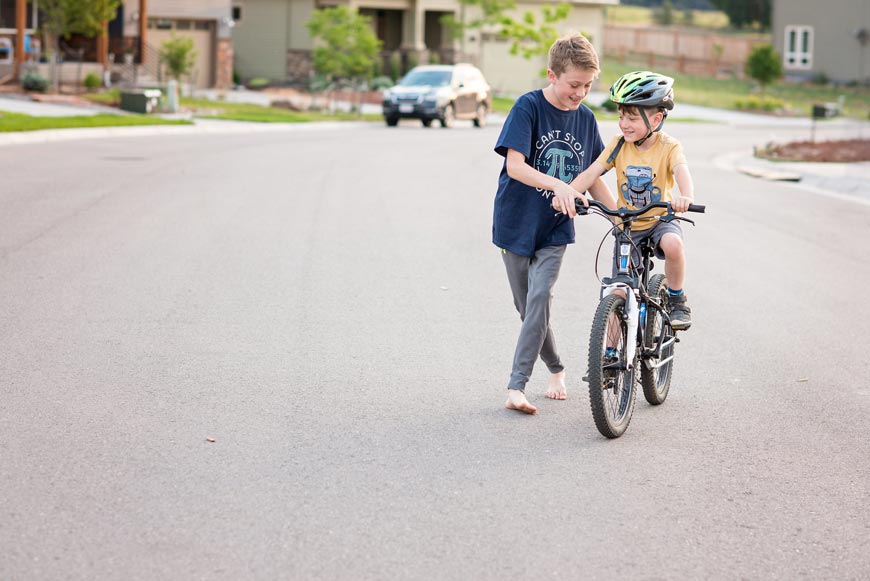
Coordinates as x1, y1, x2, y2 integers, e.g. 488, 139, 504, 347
597, 131, 687, 231
623, 165, 660, 207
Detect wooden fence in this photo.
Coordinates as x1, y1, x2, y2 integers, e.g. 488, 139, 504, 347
604, 25, 771, 79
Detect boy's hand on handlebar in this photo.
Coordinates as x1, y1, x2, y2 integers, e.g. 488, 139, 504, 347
671, 196, 694, 213
551, 182, 585, 218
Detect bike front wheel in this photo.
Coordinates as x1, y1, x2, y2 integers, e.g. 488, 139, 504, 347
587, 293, 637, 438
641, 274, 674, 405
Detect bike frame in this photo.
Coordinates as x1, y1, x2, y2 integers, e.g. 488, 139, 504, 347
578, 200, 704, 372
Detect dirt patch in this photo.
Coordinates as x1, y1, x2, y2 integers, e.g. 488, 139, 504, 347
756, 139, 870, 163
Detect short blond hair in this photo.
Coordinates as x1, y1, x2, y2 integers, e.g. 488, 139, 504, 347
548, 33, 599, 76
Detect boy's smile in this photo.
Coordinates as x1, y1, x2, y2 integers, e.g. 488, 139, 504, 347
618, 109, 663, 145
545, 67, 596, 111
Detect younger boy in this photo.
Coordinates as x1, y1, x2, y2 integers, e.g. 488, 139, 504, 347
493, 33, 616, 415
564, 70, 696, 330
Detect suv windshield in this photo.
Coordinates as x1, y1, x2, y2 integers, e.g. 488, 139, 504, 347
399, 70, 451, 87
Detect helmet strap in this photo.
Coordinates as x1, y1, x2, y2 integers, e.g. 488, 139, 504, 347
635, 109, 667, 146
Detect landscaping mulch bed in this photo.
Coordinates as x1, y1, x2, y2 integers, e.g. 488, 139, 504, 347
756, 139, 870, 163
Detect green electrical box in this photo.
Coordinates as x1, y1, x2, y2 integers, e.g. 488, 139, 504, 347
119, 89, 162, 114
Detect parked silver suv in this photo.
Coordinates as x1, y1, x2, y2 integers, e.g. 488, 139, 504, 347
382, 64, 492, 128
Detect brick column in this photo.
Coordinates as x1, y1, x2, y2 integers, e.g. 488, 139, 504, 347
215, 38, 233, 89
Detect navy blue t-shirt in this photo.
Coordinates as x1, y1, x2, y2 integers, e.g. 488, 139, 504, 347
493, 90, 605, 257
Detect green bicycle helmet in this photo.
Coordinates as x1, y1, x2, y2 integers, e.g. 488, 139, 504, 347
608, 71, 675, 149
609, 70, 675, 110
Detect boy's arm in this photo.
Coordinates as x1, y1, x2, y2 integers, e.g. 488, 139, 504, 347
506, 148, 583, 217
587, 175, 617, 210
672, 163, 695, 212
568, 161, 606, 200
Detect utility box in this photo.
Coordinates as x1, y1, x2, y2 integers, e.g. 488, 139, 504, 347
120, 89, 162, 114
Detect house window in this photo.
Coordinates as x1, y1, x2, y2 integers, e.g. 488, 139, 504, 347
784, 25, 813, 70
232, 5, 243, 24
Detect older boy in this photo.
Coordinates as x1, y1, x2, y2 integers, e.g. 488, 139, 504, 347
493, 33, 616, 415
559, 70, 696, 330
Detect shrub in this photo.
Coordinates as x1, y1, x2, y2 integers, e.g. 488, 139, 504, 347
601, 99, 619, 112
83, 72, 101, 91
389, 51, 401, 82
745, 44, 782, 91
371, 75, 393, 90
735, 95, 785, 112
22, 72, 49, 92
247, 77, 271, 89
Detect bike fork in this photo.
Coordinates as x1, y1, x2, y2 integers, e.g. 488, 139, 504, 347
602, 284, 639, 370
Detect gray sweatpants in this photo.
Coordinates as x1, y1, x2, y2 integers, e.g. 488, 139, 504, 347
501, 245, 566, 391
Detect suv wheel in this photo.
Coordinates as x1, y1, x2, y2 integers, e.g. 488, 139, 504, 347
440, 104, 455, 128
473, 102, 487, 128
421, 118, 433, 127
385, 116, 399, 127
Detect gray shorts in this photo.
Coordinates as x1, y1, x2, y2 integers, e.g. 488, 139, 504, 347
611, 220, 683, 276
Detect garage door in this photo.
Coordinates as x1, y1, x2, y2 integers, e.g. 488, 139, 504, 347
148, 19, 214, 88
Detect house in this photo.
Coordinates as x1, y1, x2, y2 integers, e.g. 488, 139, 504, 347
231, 0, 617, 96
0, 0, 234, 89
772, 0, 870, 84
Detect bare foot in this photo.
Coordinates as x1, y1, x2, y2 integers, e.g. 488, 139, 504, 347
505, 389, 537, 414
545, 370, 567, 400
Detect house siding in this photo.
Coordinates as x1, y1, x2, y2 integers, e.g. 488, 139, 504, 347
773, 0, 870, 83
231, 0, 615, 91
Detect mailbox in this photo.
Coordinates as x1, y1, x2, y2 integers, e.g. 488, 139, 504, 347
812, 103, 839, 119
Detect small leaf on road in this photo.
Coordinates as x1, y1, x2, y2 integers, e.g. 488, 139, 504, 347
206, 437, 216, 443
797, 378, 809, 383
440, 286, 449, 291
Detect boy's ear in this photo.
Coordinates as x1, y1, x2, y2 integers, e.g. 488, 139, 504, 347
546, 69, 558, 84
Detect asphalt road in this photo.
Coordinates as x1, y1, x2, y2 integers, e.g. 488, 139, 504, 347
1, 118, 869, 580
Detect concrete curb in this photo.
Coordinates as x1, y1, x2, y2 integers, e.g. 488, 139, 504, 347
0, 119, 374, 147
735, 165, 802, 182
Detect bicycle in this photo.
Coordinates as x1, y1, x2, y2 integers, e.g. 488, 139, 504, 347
574, 199, 705, 438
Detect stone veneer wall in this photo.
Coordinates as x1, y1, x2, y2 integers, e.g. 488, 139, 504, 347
287, 50, 313, 86
216, 38, 233, 89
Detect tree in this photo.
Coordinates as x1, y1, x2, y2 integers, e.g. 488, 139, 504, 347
745, 43, 782, 91
654, 0, 675, 26
499, 3, 573, 68
307, 6, 382, 112
158, 35, 197, 82
28, 0, 121, 93
441, 0, 516, 54
709, 0, 770, 30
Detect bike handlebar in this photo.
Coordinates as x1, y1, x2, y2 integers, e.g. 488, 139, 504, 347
574, 199, 706, 218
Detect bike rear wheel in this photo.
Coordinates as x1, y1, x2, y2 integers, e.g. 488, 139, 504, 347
641, 274, 674, 405
587, 293, 637, 438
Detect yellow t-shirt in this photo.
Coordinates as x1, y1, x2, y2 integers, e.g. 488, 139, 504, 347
596, 131, 687, 231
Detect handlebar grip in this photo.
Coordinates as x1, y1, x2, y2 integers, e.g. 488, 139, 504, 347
687, 204, 706, 213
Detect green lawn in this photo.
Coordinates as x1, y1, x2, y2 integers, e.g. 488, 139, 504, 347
606, 5, 730, 29
82, 90, 381, 123
0, 111, 191, 133
179, 97, 381, 123
597, 59, 869, 120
